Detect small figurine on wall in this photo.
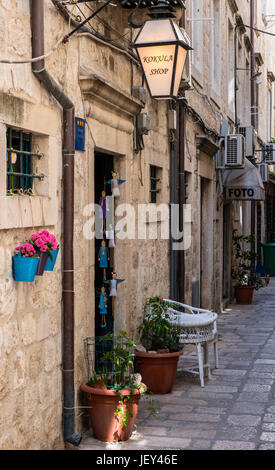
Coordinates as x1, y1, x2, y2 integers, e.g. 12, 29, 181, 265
107, 171, 125, 198
98, 240, 109, 279
99, 286, 108, 328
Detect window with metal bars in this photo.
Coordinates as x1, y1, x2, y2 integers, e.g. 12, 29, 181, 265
150, 165, 161, 203
6, 127, 43, 194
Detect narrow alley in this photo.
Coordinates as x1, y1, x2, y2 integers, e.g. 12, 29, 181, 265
80, 280, 275, 451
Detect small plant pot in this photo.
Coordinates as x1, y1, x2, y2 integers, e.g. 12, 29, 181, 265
36, 252, 49, 276
235, 285, 255, 304
13, 256, 39, 282
44, 249, 59, 271
81, 383, 140, 442
135, 350, 183, 394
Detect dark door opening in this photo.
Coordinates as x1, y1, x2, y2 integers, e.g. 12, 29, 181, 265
223, 204, 230, 300
94, 151, 114, 338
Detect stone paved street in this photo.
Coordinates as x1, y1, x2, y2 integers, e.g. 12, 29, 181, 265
80, 280, 275, 451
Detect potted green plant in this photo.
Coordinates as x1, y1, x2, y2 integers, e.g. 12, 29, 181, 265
80, 331, 154, 443
232, 229, 264, 304
135, 297, 183, 394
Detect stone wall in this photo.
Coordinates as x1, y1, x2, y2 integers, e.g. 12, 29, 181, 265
183, 0, 275, 311
0, 0, 170, 449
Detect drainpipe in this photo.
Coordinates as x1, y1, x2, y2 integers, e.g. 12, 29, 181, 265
30, 0, 81, 446
169, 100, 178, 300
250, 0, 256, 271
177, 8, 186, 303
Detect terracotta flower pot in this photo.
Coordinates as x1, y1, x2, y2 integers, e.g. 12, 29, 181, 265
235, 285, 255, 304
135, 350, 183, 394
81, 382, 140, 442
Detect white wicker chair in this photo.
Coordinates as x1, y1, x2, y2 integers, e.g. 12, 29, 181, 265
162, 299, 219, 387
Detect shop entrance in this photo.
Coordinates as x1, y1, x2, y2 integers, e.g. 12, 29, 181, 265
94, 151, 114, 337
223, 204, 230, 300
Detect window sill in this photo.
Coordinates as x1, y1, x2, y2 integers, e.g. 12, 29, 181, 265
210, 89, 221, 109
192, 65, 204, 89
0, 195, 58, 230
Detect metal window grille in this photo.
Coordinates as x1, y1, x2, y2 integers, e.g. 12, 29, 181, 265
6, 128, 44, 193
150, 165, 160, 203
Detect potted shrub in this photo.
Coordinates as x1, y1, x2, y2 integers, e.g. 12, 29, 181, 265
135, 297, 183, 394
81, 331, 152, 443
232, 229, 264, 304
13, 243, 39, 282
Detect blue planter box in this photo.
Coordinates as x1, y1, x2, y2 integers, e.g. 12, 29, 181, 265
44, 249, 59, 271
13, 256, 39, 282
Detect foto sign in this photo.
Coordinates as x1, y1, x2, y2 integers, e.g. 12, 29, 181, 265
225, 187, 265, 201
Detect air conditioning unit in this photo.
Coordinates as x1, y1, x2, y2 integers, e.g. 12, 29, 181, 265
258, 163, 269, 183
238, 126, 257, 158
265, 143, 275, 164
180, 28, 192, 91
224, 134, 245, 168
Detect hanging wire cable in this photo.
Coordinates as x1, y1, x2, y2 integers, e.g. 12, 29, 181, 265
0, 35, 66, 64
52, 0, 139, 63
85, 2, 132, 44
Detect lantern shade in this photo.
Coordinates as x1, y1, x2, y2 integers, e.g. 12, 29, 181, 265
134, 18, 191, 99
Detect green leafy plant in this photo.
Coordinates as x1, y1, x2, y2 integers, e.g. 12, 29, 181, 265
231, 229, 264, 290
138, 296, 182, 352
87, 331, 158, 428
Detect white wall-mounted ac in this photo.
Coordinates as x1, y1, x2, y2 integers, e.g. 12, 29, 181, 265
224, 134, 245, 168
180, 28, 192, 91
238, 126, 257, 158
258, 163, 269, 183
265, 143, 275, 164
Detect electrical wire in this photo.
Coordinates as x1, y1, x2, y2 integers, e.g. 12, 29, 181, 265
85, 2, 132, 44
181, 100, 220, 141
52, 0, 139, 63
0, 35, 66, 64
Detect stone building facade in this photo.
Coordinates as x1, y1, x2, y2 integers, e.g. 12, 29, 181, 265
0, 0, 274, 450
183, 0, 275, 311
0, 0, 172, 449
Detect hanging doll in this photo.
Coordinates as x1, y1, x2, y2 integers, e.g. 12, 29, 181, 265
99, 190, 107, 219
107, 171, 125, 198
98, 240, 109, 279
106, 224, 115, 248
99, 285, 108, 328
104, 272, 124, 316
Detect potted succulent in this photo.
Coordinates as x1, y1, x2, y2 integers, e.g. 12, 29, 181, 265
232, 229, 264, 304
29, 231, 58, 275
13, 243, 39, 282
135, 297, 183, 394
81, 331, 153, 443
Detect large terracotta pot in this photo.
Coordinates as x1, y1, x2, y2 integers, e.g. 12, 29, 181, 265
135, 350, 183, 394
235, 285, 255, 304
81, 382, 140, 442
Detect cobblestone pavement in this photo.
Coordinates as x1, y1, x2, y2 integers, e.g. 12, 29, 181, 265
80, 280, 275, 451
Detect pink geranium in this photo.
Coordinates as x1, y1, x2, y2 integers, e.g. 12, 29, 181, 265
15, 242, 37, 258
28, 231, 59, 258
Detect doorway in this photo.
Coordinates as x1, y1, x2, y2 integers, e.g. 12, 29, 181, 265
94, 151, 114, 337
200, 178, 213, 308
222, 204, 230, 300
